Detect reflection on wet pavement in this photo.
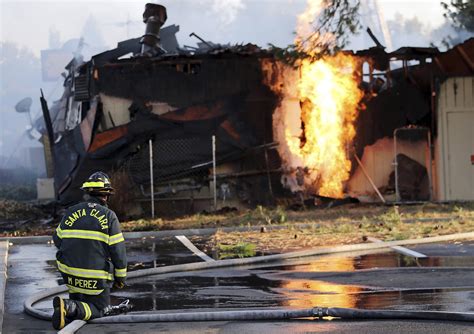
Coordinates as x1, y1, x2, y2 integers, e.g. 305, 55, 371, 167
7, 238, 474, 317
126, 237, 204, 269
115, 240, 474, 313
113, 271, 474, 313
5, 244, 61, 314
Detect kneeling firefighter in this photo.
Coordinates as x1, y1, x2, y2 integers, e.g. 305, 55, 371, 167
52, 172, 127, 330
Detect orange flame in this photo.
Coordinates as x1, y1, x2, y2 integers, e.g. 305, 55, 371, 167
292, 54, 363, 198
272, 0, 364, 198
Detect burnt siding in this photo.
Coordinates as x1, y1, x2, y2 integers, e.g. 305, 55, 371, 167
354, 79, 431, 158
96, 57, 267, 108
57, 56, 279, 205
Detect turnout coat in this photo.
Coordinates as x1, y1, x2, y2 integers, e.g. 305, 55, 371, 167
53, 197, 127, 295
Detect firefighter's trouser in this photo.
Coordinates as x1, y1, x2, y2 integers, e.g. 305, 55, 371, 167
69, 287, 110, 320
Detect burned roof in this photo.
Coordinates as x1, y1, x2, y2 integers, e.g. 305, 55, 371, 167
433, 37, 474, 76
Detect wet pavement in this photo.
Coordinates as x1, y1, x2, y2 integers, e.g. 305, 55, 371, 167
3, 237, 474, 333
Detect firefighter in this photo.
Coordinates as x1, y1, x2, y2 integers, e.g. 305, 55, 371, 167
52, 172, 127, 330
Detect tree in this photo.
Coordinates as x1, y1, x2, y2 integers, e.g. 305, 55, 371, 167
296, 0, 361, 55
440, 0, 474, 47
442, 0, 474, 32
273, 0, 361, 61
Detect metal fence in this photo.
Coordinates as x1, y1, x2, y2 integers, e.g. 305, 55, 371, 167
118, 135, 281, 217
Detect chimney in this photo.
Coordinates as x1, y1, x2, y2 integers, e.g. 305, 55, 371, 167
140, 3, 167, 56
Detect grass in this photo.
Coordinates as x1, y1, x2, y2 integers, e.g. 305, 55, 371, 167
121, 202, 474, 233
217, 242, 256, 259
122, 218, 165, 231
3, 201, 474, 248
207, 208, 474, 253
378, 206, 402, 224
119, 203, 474, 254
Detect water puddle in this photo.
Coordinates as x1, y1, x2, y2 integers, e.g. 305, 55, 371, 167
115, 273, 474, 313
113, 246, 474, 313
126, 237, 203, 269
254, 252, 474, 272
7, 239, 474, 315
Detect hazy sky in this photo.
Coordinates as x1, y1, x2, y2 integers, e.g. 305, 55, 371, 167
0, 0, 454, 165
1, 0, 447, 56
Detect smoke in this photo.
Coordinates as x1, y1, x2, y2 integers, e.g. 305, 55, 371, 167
209, 0, 246, 26
295, 0, 323, 40
386, 12, 472, 50
387, 13, 431, 49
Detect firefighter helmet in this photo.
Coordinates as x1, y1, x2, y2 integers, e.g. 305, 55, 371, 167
80, 172, 115, 195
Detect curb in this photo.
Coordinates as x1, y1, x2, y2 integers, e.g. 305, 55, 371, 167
0, 241, 9, 334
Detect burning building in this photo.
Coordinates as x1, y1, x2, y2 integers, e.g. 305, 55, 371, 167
36, 3, 474, 217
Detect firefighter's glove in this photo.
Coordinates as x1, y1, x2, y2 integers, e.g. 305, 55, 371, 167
113, 281, 125, 289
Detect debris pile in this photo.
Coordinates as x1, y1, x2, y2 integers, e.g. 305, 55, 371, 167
0, 199, 44, 220
0, 199, 55, 235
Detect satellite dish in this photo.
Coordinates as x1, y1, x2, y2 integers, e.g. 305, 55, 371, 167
15, 97, 33, 113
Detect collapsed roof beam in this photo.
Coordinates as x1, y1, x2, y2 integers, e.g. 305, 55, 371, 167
366, 27, 385, 49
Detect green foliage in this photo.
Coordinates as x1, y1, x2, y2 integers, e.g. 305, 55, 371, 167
300, 0, 361, 54
251, 205, 288, 225
421, 226, 433, 235
379, 206, 402, 225
257, 205, 273, 224
218, 242, 256, 259
442, 0, 474, 32
242, 211, 254, 224
440, 0, 474, 47
390, 231, 409, 241
334, 223, 353, 233
276, 205, 287, 224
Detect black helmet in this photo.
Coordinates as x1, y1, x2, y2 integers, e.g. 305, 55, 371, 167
80, 171, 115, 195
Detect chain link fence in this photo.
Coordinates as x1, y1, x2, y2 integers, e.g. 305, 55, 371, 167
112, 135, 282, 217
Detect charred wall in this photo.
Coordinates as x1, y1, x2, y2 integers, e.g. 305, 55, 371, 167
354, 78, 431, 158
58, 54, 281, 207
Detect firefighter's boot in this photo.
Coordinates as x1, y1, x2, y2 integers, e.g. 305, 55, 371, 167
52, 296, 78, 330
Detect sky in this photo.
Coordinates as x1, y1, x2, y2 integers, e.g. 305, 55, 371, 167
0, 0, 447, 56
0, 0, 461, 168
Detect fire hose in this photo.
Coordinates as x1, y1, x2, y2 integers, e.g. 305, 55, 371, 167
92, 307, 474, 323
24, 232, 474, 331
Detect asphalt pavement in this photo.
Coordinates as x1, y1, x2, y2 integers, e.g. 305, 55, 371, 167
3, 239, 474, 333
